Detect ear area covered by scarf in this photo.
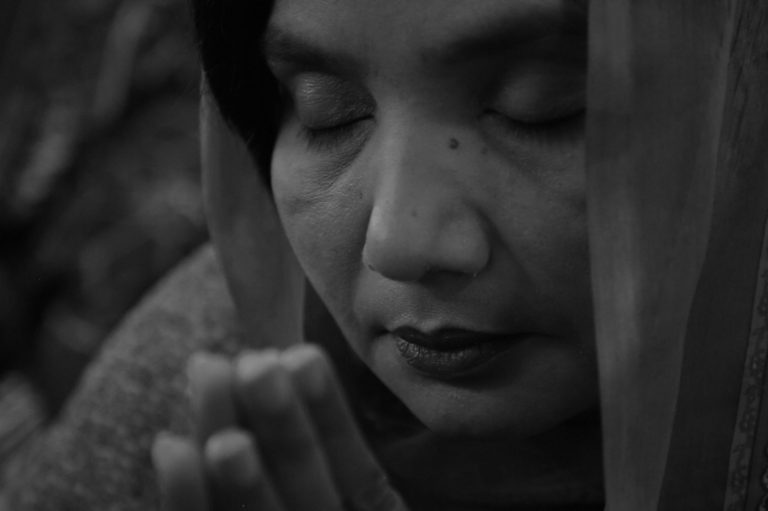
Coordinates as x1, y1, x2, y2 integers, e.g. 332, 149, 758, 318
200, 85, 305, 349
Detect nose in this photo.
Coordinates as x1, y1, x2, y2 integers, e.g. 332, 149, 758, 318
361, 129, 491, 283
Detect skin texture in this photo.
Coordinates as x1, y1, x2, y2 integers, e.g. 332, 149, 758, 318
170, 1, 606, 508
267, 0, 596, 439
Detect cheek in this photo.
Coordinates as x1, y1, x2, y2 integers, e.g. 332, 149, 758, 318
530, 148, 589, 298
513, 192, 588, 294
491, 141, 591, 330
271, 147, 369, 329
532, 208, 592, 340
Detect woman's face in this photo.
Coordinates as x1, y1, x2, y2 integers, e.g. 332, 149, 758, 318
266, 0, 594, 438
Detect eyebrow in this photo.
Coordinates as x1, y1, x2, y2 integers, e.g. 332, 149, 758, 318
261, 2, 587, 73
434, 8, 586, 66
261, 26, 358, 73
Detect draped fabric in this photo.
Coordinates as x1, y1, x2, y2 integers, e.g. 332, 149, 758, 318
3, 245, 242, 511
588, 1, 768, 509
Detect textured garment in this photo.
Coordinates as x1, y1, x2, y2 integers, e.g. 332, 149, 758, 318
1, 244, 605, 511
4, 244, 243, 511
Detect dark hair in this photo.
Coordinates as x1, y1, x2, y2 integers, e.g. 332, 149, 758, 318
190, 0, 278, 177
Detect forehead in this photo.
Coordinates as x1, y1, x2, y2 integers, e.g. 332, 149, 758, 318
266, 0, 586, 68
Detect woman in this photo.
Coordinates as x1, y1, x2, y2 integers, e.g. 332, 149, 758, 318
152, 0, 603, 510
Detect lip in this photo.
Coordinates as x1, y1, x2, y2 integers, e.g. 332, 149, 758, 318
390, 326, 524, 379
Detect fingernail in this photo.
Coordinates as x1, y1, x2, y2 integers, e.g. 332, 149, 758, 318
206, 430, 261, 486
281, 345, 328, 401
187, 352, 219, 381
186, 352, 228, 400
186, 352, 211, 400
151, 432, 185, 467
236, 351, 293, 413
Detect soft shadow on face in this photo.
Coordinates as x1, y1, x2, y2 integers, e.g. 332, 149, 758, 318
267, 0, 595, 439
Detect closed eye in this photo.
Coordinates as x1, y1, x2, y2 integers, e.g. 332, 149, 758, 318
299, 115, 375, 152
484, 108, 585, 144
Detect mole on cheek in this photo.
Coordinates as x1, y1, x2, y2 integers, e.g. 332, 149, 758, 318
449, 138, 459, 150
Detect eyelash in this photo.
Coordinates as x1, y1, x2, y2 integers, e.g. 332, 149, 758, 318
293, 107, 583, 153
489, 109, 586, 144
299, 117, 373, 152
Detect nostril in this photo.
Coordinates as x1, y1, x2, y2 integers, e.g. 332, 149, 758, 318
362, 235, 431, 282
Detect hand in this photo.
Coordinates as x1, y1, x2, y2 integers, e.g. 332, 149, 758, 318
152, 344, 409, 511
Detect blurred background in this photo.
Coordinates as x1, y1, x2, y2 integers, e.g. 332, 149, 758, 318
0, 0, 205, 481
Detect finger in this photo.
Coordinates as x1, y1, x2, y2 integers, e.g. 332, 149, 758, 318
235, 350, 344, 511
187, 352, 238, 444
205, 428, 284, 511
281, 345, 409, 511
152, 433, 210, 511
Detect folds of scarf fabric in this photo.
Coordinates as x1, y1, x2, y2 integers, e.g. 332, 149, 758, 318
588, 0, 768, 509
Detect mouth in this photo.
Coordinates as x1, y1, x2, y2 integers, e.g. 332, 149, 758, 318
390, 326, 527, 379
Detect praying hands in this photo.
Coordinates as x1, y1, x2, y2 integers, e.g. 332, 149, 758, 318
152, 345, 409, 511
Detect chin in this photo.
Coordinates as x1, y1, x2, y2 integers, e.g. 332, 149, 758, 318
366, 329, 599, 440
399, 380, 591, 440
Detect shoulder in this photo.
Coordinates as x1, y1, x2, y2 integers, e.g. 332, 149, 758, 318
5, 244, 243, 511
